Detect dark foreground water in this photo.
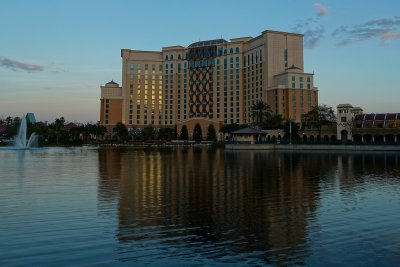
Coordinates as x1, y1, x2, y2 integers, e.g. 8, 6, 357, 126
0, 147, 400, 266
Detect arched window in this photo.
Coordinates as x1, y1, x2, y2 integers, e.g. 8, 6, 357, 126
236, 47, 239, 53
229, 48, 233, 54
170, 55, 173, 60
224, 49, 227, 55
165, 55, 169, 60
178, 54, 181, 60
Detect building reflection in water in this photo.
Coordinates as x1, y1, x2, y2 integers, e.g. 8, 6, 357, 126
97, 148, 400, 265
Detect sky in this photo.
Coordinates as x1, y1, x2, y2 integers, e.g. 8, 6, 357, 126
0, 0, 399, 123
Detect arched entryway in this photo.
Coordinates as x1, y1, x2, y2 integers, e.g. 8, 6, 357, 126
193, 123, 203, 142
353, 134, 362, 142
323, 135, 329, 142
331, 135, 337, 142
341, 130, 348, 142
375, 135, 384, 143
310, 135, 314, 142
303, 135, 308, 142
364, 134, 372, 143
386, 134, 395, 143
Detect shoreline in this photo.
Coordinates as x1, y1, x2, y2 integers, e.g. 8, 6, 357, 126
225, 143, 400, 151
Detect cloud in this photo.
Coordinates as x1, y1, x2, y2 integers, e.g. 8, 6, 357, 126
303, 25, 325, 49
332, 16, 400, 45
293, 19, 325, 49
290, 3, 328, 50
382, 32, 400, 40
313, 3, 328, 17
0, 56, 44, 72
47, 63, 68, 73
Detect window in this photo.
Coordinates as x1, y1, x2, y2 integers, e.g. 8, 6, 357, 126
165, 55, 169, 60
230, 48, 233, 54
236, 47, 239, 53
170, 55, 173, 60
178, 54, 181, 60
341, 117, 347, 122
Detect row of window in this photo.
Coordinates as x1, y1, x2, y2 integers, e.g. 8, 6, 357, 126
165, 47, 241, 61
244, 49, 263, 66
292, 76, 311, 82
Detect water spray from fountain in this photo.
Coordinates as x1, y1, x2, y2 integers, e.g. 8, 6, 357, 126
13, 115, 38, 149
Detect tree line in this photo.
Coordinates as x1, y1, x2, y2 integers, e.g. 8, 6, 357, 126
220, 100, 336, 140
0, 116, 107, 146
0, 103, 335, 145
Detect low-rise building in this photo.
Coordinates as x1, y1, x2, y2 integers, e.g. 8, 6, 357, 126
336, 104, 363, 141
353, 113, 400, 142
337, 103, 400, 143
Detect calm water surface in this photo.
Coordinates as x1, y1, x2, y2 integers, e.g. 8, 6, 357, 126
0, 147, 400, 266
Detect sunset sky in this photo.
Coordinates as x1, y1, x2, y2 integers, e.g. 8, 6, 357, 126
1, 0, 399, 123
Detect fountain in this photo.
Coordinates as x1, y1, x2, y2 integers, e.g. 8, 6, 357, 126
13, 116, 38, 149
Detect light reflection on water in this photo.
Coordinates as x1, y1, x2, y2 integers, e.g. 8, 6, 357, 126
1, 147, 400, 266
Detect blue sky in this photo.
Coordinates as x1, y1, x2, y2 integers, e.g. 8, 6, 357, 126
0, 0, 399, 122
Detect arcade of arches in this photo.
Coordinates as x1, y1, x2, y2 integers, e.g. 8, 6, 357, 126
176, 120, 400, 143
177, 119, 222, 140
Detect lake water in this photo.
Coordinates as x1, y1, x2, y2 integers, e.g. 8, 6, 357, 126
1, 147, 400, 266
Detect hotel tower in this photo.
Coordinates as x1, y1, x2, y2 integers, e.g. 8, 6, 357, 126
100, 29, 318, 137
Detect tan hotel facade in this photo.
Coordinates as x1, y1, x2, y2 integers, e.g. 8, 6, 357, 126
100, 29, 318, 136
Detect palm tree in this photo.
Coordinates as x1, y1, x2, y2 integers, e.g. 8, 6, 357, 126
250, 100, 272, 127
